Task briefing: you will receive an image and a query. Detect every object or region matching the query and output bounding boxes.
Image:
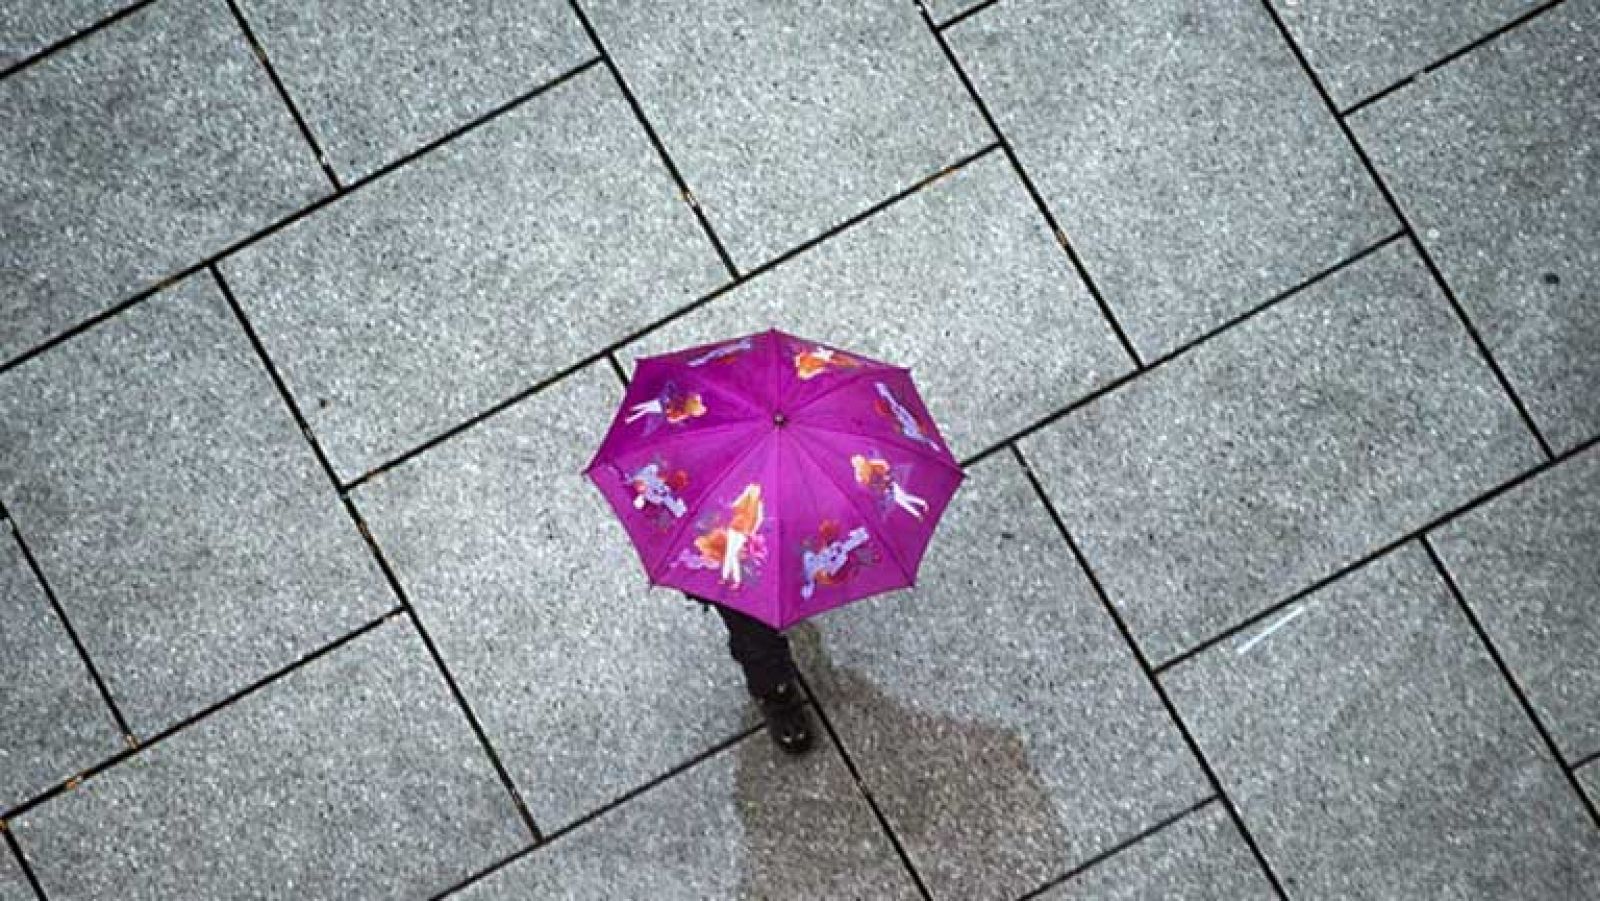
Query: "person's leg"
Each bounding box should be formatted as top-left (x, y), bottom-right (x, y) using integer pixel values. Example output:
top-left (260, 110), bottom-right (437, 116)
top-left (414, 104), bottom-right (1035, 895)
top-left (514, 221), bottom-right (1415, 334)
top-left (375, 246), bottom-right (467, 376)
top-left (711, 602), bottom-right (798, 697)
top-left (696, 597), bottom-right (814, 754)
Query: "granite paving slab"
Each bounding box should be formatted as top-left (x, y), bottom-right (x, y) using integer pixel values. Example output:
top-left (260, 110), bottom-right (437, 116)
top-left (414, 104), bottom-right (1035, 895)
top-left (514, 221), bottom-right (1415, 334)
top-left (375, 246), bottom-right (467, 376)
top-left (580, 0), bottom-right (988, 268)
top-left (1020, 241), bottom-right (1542, 663)
top-left (796, 454), bottom-right (1209, 901)
top-left (1431, 445), bottom-right (1600, 762)
top-left (222, 65), bottom-right (726, 482)
top-left (0, 844), bottom-right (28, 901)
top-left (1581, 762), bottom-right (1600, 807)
top-left (455, 731), bottom-right (918, 901)
top-left (1351, 1), bottom-right (1600, 452)
top-left (0, 0), bottom-right (130, 69)
top-left (947, 0), bottom-right (1395, 358)
top-left (354, 362), bottom-right (753, 831)
top-left (0, 272), bottom-right (392, 734)
top-left (628, 153), bottom-right (1131, 459)
top-left (1036, 803), bottom-right (1276, 901)
top-left (1164, 545), bottom-right (1600, 899)
top-left (12, 619), bottom-right (529, 901)
top-left (0, 0), bottom-right (329, 365)
top-left (0, 527), bottom-right (122, 811)
top-left (1270, 0), bottom-right (1541, 108)
top-left (235, 0), bottom-right (591, 181)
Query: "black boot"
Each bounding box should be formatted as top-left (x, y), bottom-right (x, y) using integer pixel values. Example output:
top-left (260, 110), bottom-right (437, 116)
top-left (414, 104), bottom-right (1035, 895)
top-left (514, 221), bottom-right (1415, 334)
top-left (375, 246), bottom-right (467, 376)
top-left (756, 679), bottom-right (815, 755)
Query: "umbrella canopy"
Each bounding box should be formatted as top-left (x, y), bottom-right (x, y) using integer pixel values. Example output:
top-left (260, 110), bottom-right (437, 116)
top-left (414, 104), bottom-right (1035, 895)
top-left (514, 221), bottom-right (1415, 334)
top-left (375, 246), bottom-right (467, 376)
top-left (585, 329), bottom-right (964, 628)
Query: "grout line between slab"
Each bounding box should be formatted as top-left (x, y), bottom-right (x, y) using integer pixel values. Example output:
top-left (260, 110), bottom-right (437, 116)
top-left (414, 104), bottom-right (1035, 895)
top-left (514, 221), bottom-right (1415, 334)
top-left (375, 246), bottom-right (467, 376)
top-left (429, 722), bottom-right (766, 900)
top-left (223, 0), bottom-right (342, 191)
top-left (340, 142), bottom-right (1003, 491)
top-left (604, 351), bottom-right (630, 386)
top-left (1571, 749), bottom-right (1600, 774)
top-left (0, 57), bottom-right (604, 378)
top-left (794, 674), bottom-right (936, 901)
top-left (5, 520), bottom-right (135, 743)
top-left (959, 230), bottom-right (1406, 468)
top-left (1420, 537), bottom-right (1600, 830)
top-left (1256, 0), bottom-right (1557, 462)
top-left (1155, 430), bottom-right (1600, 675)
top-left (1337, 0), bottom-right (1569, 117)
top-left (1, 825), bottom-right (45, 900)
top-left (0, 610), bottom-right (399, 823)
top-left (0, 0), bottom-right (159, 82)
top-left (1011, 445), bottom-right (1292, 900)
top-left (1017, 795), bottom-right (1221, 900)
top-left (565, 0), bottom-right (741, 279)
top-left (915, 0), bottom-right (1144, 370)
top-left (210, 265), bottom-right (545, 843)
top-left (936, 0), bottom-right (1003, 32)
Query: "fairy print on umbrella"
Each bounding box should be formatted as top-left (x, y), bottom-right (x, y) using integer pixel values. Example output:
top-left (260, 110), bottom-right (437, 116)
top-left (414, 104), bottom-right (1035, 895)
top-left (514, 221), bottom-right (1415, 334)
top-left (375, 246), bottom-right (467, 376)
top-left (624, 460), bottom-right (690, 528)
top-left (801, 520), bottom-right (876, 600)
top-left (851, 453), bottom-right (928, 521)
top-left (686, 336), bottom-right (753, 367)
top-left (793, 344), bottom-right (861, 380)
top-left (676, 483), bottom-right (768, 588)
top-left (626, 380), bottom-right (706, 434)
top-left (873, 381), bottom-right (940, 451)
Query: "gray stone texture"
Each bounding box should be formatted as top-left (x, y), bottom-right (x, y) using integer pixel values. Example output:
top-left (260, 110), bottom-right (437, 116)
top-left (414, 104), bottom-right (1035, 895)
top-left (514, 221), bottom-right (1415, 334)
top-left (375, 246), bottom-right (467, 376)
top-left (235, 0), bottom-right (592, 181)
top-left (948, 0), bottom-right (1395, 359)
top-left (581, 0), bottom-right (989, 268)
top-left (0, 845), bottom-right (28, 901)
top-left (1037, 803), bottom-right (1277, 901)
top-left (1432, 446), bottom-right (1600, 762)
top-left (798, 454), bottom-right (1209, 901)
top-left (0, 0), bottom-right (329, 365)
top-left (0, 0), bottom-right (130, 69)
top-left (1271, 0), bottom-right (1541, 109)
top-left (629, 153), bottom-right (1132, 459)
top-left (1352, 3), bottom-right (1600, 452)
top-left (1164, 545), bottom-right (1600, 900)
top-left (12, 620), bottom-right (529, 901)
top-left (222, 66), bottom-right (727, 482)
top-left (458, 732), bottom-right (918, 901)
top-left (354, 362), bottom-right (752, 831)
top-left (0, 273), bottom-right (392, 734)
top-left (1021, 241), bottom-right (1543, 663)
top-left (0, 528), bottom-right (122, 810)
top-left (1582, 763), bottom-right (1600, 808)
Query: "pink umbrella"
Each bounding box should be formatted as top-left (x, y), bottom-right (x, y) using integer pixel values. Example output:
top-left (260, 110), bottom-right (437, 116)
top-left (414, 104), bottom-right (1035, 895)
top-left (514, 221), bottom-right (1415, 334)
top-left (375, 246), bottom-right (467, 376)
top-left (585, 329), bottom-right (964, 628)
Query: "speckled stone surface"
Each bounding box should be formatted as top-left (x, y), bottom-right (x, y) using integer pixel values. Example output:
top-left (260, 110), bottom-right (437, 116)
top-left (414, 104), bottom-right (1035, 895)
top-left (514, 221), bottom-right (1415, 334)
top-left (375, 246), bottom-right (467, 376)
top-left (1581, 763), bottom-right (1600, 807)
top-left (628, 153), bottom-right (1132, 459)
top-left (235, 0), bottom-right (592, 181)
top-left (947, 0), bottom-right (1395, 359)
top-left (458, 732), bottom-right (918, 900)
top-left (0, 0), bottom-right (129, 69)
top-left (1351, 3), bottom-right (1600, 452)
top-left (354, 363), bottom-right (753, 831)
top-left (1431, 446), bottom-right (1600, 763)
top-left (0, 528), bottom-right (122, 811)
top-left (798, 455), bottom-right (1209, 901)
top-left (0, 0), bottom-right (329, 365)
top-left (0, 273), bottom-right (392, 735)
top-left (1020, 241), bottom-right (1543, 663)
top-left (581, 0), bottom-right (988, 268)
top-left (12, 620), bottom-right (529, 901)
top-left (222, 66), bottom-right (727, 482)
top-left (1037, 803), bottom-right (1275, 901)
top-left (1271, 0), bottom-right (1540, 108)
top-left (1164, 545), bottom-right (1600, 899)
top-left (0, 844), bottom-right (28, 901)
